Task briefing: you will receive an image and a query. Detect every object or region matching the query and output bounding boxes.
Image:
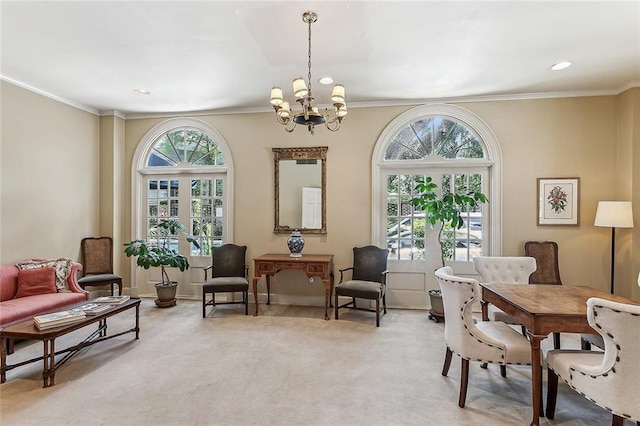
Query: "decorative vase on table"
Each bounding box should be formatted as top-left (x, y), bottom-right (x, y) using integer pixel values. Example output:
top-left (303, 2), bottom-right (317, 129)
top-left (287, 229), bottom-right (305, 257)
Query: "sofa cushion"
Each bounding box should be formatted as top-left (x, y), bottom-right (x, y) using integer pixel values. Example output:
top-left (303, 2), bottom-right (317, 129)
top-left (0, 264), bottom-right (19, 302)
top-left (16, 267), bottom-right (57, 298)
top-left (0, 292), bottom-right (87, 327)
top-left (16, 258), bottom-right (73, 292)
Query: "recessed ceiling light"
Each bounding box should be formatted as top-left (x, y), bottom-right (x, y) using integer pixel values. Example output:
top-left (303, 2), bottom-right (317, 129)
top-left (134, 88), bottom-right (151, 95)
top-left (551, 61), bottom-right (572, 71)
top-left (318, 77), bottom-right (334, 85)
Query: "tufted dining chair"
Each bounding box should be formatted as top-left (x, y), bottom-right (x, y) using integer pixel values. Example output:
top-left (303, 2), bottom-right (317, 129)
top-left (472, 256), bottom-right (537, 333)
top-left (435, 266), bottom-right (532, 408)
top-left (546, 297), bottom-right (640, 425)
top-left (202, 244), bottom-right (249, 318)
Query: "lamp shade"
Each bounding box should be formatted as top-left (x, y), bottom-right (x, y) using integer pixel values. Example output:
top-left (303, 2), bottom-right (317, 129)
top-left (594, 201), bottom-right (634, 228)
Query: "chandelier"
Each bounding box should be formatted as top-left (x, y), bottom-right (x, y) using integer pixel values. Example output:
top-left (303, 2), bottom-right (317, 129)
top-left (269, 11), bottom-right (347, 135)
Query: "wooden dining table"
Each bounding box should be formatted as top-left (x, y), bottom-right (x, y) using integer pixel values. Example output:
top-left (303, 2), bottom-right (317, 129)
top-left (480, 283), bottom-right (639, 426)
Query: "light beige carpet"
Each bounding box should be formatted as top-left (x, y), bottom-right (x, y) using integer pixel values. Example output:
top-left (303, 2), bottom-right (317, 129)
top-left (0, 299), bottom-right (622, 425)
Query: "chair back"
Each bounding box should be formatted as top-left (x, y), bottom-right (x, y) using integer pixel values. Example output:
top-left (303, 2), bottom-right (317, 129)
top-left (80, 237), bottom-right (114, 276)
top-left (352, 246), bottom-right (388, 283)
top-left (571, 297), bottom-right (640, 420)
top-left (524, 241), bottom-right (562, 285)
top-left (211, 244), bottom-right (247, 278)
top-left (434, 266), bottom-right (506, 361)
top-left (473, 256), bottom-right (537, 284)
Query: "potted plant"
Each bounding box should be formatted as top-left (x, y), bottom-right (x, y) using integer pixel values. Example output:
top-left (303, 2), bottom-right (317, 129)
top-left (124, 219), bottom-right (200, 306)
top-left (411, 176), bottom-right (488, 320)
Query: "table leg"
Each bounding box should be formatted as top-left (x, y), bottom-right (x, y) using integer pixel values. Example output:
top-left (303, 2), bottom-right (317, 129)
top-left (42, 339), bottom-right (55, 388)
top-left (527, 332), bottom-right (546, 426)
top-left (135, 302), bottom-right (140, 339)
top-left (252, 276), bottom-right (260, 316)
top-left (322, 278), bottom-right (330, 320)
top-left (1, 338), bottom-right (6, 384)
top-left (481, 300), bottom-right (489, 321)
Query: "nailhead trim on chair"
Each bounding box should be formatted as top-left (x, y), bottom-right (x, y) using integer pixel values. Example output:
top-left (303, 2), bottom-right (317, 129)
top-left (446, 277), bottom-right (530, 366)
top-left (552, 302), bottom-right (639, 422)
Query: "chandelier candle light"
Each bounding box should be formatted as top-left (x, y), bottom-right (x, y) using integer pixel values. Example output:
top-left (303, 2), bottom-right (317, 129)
top-left (269, 11), bottom-right (347, 135)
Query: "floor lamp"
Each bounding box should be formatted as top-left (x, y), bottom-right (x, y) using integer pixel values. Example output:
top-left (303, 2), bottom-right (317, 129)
top-left (594, 201), bottom-right (634, 294)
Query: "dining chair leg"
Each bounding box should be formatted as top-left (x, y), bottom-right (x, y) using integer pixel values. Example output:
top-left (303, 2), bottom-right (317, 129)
top-left (545, 368), bottom-right (559, 419)
top-left (382, 294), bottom-right (387, 314)
top-left (459, 358), bottom-right (469, 408)
top-left (335, 295), bottom-right (339, 320)
top-left (375, 299), bottom-right (380, 327)
top-left (612, 415), bottom-right (623, 426)
top-left (442, 347), bottom-right (453, 376)
top-left (500, 365), bottom-right (506, 377)
top-left (581, 338), bottom-right (592, 350)
top-left (244, 290), bottom-right (248, 315)
top-left (553, 332), bottom-right (561, 349)
top-left (202, 290), bottom-right (206, 318)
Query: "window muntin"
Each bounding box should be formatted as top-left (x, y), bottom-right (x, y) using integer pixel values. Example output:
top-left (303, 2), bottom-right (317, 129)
top-left (190, 177), bottom-right (224, 256)
top-left (383, 115), bottom-right (487, 262)
top-left (147, 128), bottom-right (226, 167)
top-left (140, 122), bottom-right (230, 259)
top-left (386, 172), bottom-right (485, 261)
top-left (384, 116), bottom-right (484, 160)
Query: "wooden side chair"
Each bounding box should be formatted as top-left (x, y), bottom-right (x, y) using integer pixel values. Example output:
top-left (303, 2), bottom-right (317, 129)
top-left (202, 244), bottom-right (249, 318)
top-left (546, 297), bottom-right (640, 425)
top-left (435, 266), bottom-right (532, 408)
top-left (78, 237), bottom-right (122, 296)
top-left (524, 240), bottom-right (563, 349)
top-left (334, 245), bottom-right (388, 327)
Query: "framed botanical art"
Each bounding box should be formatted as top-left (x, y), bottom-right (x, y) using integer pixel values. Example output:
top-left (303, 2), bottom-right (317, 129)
top-left (537, 177), bottom-right (580, 226)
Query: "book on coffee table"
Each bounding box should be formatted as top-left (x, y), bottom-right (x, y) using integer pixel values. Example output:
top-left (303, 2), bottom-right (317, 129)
top-left (76, 303), bottom-right (112, 315)
top-left (34, 310), bottom-right (86, 330)
top-left (93, 295), bottom-right (130, 305)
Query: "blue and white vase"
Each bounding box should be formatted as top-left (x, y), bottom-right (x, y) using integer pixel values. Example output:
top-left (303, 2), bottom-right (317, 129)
top-left (287, 229), bottom-right (305, 257)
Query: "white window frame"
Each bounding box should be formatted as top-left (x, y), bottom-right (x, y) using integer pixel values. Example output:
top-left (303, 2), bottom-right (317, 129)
top-left (372, 104), bottom-right (503, 262)
top-left (130, 118), bottom-right (234, 293)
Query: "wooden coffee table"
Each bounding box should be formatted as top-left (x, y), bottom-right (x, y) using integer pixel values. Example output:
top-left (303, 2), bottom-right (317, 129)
top-left (1, 298), bottom-right (140, 387)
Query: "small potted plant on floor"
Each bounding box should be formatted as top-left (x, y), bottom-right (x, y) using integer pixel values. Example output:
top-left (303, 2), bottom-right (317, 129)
top-left (124, 219), bottom-right (200, 307)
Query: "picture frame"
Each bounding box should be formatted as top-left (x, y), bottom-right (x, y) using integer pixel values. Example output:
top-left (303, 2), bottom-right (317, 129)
top-left (537, 177), bottom-right (580, 226)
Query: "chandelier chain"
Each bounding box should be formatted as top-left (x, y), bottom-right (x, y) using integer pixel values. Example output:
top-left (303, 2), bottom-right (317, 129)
top-left (307, 17), bottom-right (313, 98)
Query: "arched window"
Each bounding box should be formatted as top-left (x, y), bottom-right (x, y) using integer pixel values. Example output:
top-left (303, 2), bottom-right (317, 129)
top-left (131, 118), bottom-right (234, 298)
top-left (372, 104), bottom-right (502, 308)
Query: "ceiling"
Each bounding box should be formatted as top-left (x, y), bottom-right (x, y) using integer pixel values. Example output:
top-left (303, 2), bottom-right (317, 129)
top-left (2, 1), bottom-right (639, 116)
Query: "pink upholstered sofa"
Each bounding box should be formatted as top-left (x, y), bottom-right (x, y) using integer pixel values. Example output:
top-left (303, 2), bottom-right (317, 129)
top-left (0, 261), bottom-right (89, 328)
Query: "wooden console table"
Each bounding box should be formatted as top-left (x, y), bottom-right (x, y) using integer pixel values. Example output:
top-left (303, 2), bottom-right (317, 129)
top-left (252, 254), bottom-right (334, 320)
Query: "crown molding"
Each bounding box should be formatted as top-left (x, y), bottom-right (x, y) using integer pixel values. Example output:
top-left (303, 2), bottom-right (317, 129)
top-left (3, 74), bottom-right (638, 120)
top-left (1, 75), bottom-right (100, 116)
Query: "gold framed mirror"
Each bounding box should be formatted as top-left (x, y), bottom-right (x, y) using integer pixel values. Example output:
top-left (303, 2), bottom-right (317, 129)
top-left (273, 146), bottom-right (327, 234)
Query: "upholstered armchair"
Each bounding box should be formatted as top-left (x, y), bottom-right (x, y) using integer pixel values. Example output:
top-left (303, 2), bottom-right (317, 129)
top-left (202, 244), bottom-right (249, 318)
top-left (435, 266), bottom-right (531, 408)
top-left (334, 245), bottom-right (388, 327)
top-left (546, 297), bottom-right (640, 425)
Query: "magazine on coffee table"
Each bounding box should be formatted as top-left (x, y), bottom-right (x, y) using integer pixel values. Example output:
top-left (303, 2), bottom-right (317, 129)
top-left (76, 303), bottom-right (112, 315)
top-left (93, 295), bottom-right (130, 305)
top-left (34, 310), bottom-right (86, 330)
